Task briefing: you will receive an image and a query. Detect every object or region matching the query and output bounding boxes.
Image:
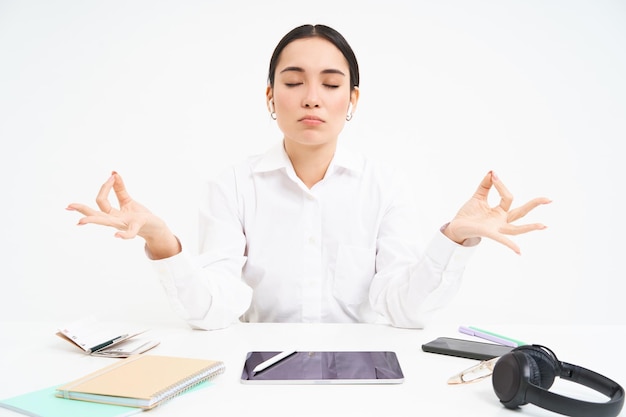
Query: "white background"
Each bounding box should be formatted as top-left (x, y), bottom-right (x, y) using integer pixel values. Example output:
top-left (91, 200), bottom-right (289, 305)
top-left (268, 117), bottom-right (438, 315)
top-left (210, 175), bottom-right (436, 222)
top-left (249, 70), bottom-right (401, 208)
top-left (1, 0), bottom-right (624, 327)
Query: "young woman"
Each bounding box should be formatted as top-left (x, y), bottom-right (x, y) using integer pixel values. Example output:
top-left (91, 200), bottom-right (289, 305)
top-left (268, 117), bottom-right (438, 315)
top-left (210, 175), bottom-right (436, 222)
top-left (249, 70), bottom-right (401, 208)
top-left (67, 24), bottom-right (550, 330)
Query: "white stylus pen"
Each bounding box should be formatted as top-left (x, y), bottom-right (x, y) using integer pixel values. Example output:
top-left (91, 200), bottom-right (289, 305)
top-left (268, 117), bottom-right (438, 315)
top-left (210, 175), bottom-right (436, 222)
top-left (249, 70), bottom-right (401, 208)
top-left (252, 350), bottom-right (297, 374)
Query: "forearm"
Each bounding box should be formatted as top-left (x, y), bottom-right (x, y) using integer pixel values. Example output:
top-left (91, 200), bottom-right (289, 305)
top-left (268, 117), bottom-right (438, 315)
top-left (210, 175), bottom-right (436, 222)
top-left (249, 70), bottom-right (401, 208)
top-left (372, 229), bottom-right (478, 328)
top-left (152, 249), bottom-right (252, 330)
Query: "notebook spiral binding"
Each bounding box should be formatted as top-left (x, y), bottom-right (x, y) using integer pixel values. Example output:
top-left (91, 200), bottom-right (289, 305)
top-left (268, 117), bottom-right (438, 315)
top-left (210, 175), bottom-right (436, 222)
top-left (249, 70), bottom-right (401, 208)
top-left (152, 361), bottom-right (226, 407)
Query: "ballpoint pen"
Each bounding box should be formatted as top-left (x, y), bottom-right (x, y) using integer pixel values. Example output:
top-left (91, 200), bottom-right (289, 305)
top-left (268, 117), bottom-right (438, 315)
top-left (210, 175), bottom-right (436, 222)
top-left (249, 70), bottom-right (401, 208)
top-left (88, 334), bottom-right (128, 353)
top-left (459, 326), bottom-right (526, 347)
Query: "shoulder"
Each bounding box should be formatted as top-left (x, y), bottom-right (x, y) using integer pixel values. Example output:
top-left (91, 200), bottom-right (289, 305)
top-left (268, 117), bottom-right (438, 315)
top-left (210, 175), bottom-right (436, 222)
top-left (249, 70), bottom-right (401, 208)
top-left (341, 146), bottom-right (410, 190)
top-left (204, 144), bottom-right (284, 191)
top-left (226, 143), bottom-right (287, 177)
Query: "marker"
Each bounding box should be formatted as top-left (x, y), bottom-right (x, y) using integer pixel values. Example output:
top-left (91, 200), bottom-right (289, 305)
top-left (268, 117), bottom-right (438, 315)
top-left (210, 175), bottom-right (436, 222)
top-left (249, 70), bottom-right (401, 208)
top-left (89, 334), bottom-right (128, 353)
top-left (252, 350), bottom-right (297, 374)
top-left (459, 326), bottom-right (526, 347)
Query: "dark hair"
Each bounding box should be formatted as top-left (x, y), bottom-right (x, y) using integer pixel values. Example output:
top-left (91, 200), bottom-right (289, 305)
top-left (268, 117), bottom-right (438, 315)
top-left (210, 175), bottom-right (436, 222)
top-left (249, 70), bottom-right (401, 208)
top-left (267, 24), bottom-right (360, 90)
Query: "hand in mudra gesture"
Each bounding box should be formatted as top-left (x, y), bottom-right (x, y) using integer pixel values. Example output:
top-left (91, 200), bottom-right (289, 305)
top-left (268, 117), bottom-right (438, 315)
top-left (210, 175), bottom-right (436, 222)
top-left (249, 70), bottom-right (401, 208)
top-left (444, 171), bottom-right (551, 254)
top-left (67, 172), bottom-right (180, 259)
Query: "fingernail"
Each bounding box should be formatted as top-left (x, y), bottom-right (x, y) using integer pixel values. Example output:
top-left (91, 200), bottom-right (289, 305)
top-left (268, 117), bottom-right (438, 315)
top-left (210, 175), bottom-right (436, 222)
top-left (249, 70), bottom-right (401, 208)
top-left (491, 171), bottom-right (499, 181)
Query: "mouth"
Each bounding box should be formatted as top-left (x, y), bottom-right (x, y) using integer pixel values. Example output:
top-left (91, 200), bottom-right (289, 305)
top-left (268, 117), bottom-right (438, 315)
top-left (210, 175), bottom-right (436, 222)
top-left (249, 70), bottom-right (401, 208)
top-left (299, 115), bottom-right (325, 126)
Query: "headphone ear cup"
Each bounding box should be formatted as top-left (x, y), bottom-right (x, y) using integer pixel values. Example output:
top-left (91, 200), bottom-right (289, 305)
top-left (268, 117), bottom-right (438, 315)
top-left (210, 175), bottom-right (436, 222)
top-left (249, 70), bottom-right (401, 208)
top-left (493, 351), bottom-right (528, 408)
top-left (516, 346), bottom-right (558, 389)
top-left (493, 346), bottom-right (560, 409)
top-left (525, 353), bottom-right (544, 388)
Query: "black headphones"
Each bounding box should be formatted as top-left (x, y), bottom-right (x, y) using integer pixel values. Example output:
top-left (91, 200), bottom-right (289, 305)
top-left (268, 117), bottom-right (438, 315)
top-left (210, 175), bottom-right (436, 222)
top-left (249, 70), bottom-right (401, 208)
top-left (492, 345), bottom-right (624, 417)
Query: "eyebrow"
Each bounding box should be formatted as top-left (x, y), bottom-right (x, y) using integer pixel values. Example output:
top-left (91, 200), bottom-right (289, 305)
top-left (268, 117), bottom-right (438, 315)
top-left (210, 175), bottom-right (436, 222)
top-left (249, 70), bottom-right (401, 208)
top-left (279, 66), bottom-right (346, 76)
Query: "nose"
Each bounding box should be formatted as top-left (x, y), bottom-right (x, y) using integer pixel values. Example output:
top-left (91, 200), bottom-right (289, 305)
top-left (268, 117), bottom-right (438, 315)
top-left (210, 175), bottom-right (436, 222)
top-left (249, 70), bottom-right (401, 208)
top-left (302, 84), bottom-right (320, 108)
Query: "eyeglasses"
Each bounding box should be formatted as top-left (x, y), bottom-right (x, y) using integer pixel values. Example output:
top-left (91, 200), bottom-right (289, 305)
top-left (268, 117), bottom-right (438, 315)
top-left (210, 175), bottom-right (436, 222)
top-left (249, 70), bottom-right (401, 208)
top-left (447, 357), bottom-right (500, 385)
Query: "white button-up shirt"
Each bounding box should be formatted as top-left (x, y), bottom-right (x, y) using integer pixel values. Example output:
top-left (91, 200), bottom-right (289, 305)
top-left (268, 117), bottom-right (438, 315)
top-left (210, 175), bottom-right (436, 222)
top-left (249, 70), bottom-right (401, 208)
top-left (153, 143), bottom-right (478, 330)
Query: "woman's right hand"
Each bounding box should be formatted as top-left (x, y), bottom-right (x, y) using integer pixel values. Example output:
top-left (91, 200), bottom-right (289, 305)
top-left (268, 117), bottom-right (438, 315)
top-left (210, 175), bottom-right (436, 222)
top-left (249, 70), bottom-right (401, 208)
top-left (66, 171), bottom-right (181, 259)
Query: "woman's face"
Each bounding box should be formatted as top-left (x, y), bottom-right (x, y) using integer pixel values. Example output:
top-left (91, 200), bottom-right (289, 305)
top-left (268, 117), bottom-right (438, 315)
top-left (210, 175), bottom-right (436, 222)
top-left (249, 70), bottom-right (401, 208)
top-left (268, 37), bottom-right (358, 149)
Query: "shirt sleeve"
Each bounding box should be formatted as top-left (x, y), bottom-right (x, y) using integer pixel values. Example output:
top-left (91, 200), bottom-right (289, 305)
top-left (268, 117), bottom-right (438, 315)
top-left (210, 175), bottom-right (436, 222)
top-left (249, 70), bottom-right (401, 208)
top-left (149, 168), bottom-right (253, 330)
top-left (368, 170), bottom-right (479, 329)
top-left (403, 227), bottom-right (479, 327)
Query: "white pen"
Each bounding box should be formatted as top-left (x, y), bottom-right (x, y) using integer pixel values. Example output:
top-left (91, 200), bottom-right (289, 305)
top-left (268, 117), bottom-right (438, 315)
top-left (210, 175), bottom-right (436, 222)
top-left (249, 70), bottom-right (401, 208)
top-left (252, 350), bottom-right (297, 374)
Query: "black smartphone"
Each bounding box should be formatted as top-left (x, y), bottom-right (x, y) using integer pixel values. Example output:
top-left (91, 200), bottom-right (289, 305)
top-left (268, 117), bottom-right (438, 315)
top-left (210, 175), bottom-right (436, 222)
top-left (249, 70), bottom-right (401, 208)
top-left (421, 337), bottom-right (514, 360)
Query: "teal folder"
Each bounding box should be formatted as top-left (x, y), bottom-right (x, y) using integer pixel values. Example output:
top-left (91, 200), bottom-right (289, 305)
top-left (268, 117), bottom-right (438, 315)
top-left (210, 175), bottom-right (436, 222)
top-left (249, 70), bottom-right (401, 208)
top-left (0, 386), bottom-right (140, 417)
top-left (0, 381), bottom-right (211, 417)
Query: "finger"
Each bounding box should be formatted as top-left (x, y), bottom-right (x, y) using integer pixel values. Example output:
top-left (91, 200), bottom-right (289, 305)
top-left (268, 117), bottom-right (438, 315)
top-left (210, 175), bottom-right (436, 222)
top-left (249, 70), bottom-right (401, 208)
top-left (66, 203), bottom-right (105, 217)
top-left (499, 223), bottom-right (547, 236)
top-left (472, 171), bottom-right (494, 201)
top-left (111, 171), bottom-right (133, 206)
top-left (491, 172), bottom-right (513, 212)
top-left (95, 174), bottom-right (116, 213)
top-left (507, 197), bottom-right (552, 222)
top-left (114, 221), bottom-right (141, 239)
top-left (485, 231), bottom-right (521, 255)
top-left (75, 214), bottom-right (126, 228)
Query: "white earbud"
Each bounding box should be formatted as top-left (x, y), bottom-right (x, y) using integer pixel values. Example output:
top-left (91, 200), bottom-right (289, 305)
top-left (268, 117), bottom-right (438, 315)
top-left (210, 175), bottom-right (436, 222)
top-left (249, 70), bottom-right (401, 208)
top-left (269, 100), bottom-right (277, 120)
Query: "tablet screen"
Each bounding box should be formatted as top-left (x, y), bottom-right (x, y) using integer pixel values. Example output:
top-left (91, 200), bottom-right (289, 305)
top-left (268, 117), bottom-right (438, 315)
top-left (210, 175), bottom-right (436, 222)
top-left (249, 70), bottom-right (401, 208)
top-left (240, 351), bottom-right (404, 384)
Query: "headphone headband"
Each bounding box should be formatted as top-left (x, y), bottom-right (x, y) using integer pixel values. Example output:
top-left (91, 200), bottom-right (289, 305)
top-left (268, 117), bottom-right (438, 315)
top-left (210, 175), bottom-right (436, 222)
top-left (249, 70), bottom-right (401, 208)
top-left (525, 362), bottom-right (624, 417)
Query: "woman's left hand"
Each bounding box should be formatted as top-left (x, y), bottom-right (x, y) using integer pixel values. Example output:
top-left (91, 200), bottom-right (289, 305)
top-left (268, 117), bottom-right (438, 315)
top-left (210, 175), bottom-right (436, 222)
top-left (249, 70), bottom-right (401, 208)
top-left (443, 171), bottom-right (551, 254)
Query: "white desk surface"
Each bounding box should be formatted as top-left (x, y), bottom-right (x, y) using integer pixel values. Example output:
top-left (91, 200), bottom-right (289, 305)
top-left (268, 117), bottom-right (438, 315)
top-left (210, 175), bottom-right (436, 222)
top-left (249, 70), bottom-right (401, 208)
top-left (0, 321), bottom-right (623, 417)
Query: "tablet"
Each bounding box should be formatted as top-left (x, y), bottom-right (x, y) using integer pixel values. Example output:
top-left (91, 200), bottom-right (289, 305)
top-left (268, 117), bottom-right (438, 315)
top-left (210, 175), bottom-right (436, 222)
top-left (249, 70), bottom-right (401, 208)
top-left (240, 351), bottom-right (405, 384)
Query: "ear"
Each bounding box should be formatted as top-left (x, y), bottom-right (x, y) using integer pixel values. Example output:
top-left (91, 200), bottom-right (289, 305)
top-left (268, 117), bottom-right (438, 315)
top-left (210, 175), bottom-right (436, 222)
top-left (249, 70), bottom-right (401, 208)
top-left (266, 86), bottom-right (274, 112)
top-left (349, 87), bottom-right (360, 113)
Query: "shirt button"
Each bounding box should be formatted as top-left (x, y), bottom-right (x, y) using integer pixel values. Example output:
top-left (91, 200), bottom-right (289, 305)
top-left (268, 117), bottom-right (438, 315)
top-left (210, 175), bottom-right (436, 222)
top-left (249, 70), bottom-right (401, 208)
top-left (308, 236), bottom-right (316, 245)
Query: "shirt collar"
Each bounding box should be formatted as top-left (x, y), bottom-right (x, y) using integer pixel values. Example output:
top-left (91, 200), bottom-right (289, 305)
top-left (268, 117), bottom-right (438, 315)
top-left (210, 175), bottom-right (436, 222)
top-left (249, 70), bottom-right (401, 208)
top-left (252, 141), bottom-right (364, 175)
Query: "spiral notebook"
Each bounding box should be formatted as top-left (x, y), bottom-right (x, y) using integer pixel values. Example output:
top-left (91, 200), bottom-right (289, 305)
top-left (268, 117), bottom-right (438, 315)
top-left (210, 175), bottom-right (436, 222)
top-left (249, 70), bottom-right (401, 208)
top-left (54, 355), bottom-right (225, 409)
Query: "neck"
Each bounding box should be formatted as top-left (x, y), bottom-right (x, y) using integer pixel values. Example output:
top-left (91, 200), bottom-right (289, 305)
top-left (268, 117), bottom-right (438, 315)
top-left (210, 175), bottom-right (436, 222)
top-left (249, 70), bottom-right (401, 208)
top-left (284, 139), bottom-right (337, 189)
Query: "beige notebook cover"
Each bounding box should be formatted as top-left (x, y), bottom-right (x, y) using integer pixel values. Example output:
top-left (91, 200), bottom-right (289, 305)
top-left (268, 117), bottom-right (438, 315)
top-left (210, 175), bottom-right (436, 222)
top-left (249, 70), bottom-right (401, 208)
top-left (55, 354), bottom-right (225, 409)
